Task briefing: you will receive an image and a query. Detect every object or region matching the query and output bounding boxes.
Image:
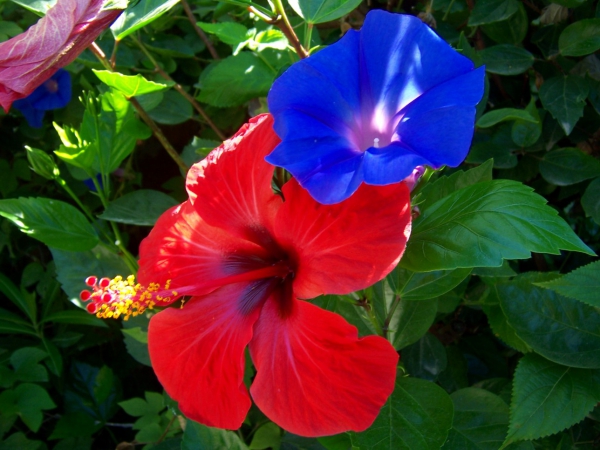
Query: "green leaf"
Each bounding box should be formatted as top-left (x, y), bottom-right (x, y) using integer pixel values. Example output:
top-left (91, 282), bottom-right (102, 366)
top-left (511, 99), bottom-right (541, 148)
top-left (197, 22), bottom-right (251, 47)
top-left (389, 298), bottom-right (437, 350)
top-left (50, 245), bottom-right (130, 308)
top-left (122, 327), bottom-right (148, 344)
top-left (10, 348), bottom-right (48, 384)
top-left (535, 260), bottom-right (600, 307)
top-left (198, 53), bottom-right (275, 107)
top-left (0, 273), bottom-right (36, 323)
top-left (505, 354), bottom-right (600, 446)
top-left (417, 160), bottom-right (493, 211)
top-left (582, 177), bottom-right (600, 224)
top-left (0, 197), bottom-right (98, 252)
top-left (539, 75), bottom-right (588, 136)
top-left (559, 19), bottom-right (600, 57)
top-left (65, 363), bottom-right (120, 423)
top-left (249, 423), bottom-right (281, 450)
top-left (400, 180), bottom-right (593, 272)
top-left (480, 45), bottom-right (534, 75)
top-left (388, 267), bottom-right (472, 301)
top-left (288, 0), bottom-right (363, 24)
top-left (317, 433), bottom-right (351, 450)
top-left (42, 310), bottom-right (107, 328)
top-left (252, 29), bottom-right (288, 51)
top-left (182, 420), bottom-right (249, 450)
top-left (93, 70), bottom-right (173, 98)
top-left (98, 190), bottom-right (179, 226)
top-left (442, 388), bottom-right (509, 450)
top-left (3, 383), bottom-right (56, 432)
top-left (122, 314), bottom-right (151, 366)
top-left (0, 321), bottom-right (38, 337)
top-left (313, 295), bottom-right (376, 337)
top-left (477, 108), bottom-right (538, 128)
top-left (403, 333), bottom-right (448, 381)
top-left (498, 276), bottom-right (600, 369)
top-left (539, 147), bottom-right (600, 186)
top-left (351, 377), bottom-right (454, 450)
top-left (111, 0), bottom-right (180, 40)
top-left (468, 0), bottom-right (519, 26)
top-left (147, 90), bottom-right (193, 125)
top-left (480, 3), bottom-right (528, 45)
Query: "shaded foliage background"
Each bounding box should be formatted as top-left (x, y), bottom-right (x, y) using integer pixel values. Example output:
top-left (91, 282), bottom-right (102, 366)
top-left (0, 0), bottom-right (599, 448)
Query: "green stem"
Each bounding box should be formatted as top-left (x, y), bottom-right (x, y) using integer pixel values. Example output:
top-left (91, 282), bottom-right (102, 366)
top-left (382, 295), bottom-right (402, 339)
top-left (304, 22), bottom-right (313, 52)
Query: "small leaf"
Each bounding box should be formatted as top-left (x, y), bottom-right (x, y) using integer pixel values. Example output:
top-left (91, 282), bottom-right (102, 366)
top-left (0, 198), bottom-right (98, 252)
top-left (198, 53), bottom-right (275, 107)
top-left (539, 148), bottom-right (600, 186)
top-left (388, 267), bottom-right (472, 301)
top-left (147, 90), bottom-right (193, 125)
top-left (99, 190), bottom-right (179, 226)
top-left (481, 3), bottom-right (528, 45)
top-left (505, 354), bottom-right (600, 445)
top-left (498, 275), bottom-right (600, 369)
top-left (535, 260), bottom-right (600, 308)
top-left (469, 0), bottom-right (519, 26)
top-left (539, 75), bottom-right (588, 136)
top-left (401, 180), bottom-right (593, 272)
top-left (351, 376), bottom-right (454, 450)
top-left (122, 327), bottom-right (148, 344)
top-left (249, 422), bottom-right (281, 450)
top-left (182, 420), bottom-right (249, 450)
top-left (511, 99), bottom-right (541, 148)
top-left (480, 45), bottom-right (534, 75)
top-left (582, 177), bottom-right (600, 224)
top-left (0, 273), bottom-right (36, 323)
top-left (477, 108), bottom-right (538, 128)
top-left (559, 19), bottom-right (600, 57)
top-left (14, 383), bottom-right (56, 432)
top-left (389, 298), bottom-right (437, 350)
top-left (111, 0), bottom-right (180, 40)
top-left (93, 70), bottom-right (173, 98)
top-left (288, 0), bottom-right (363, 24)
top-left (197, 22), bottom-right (250, 46)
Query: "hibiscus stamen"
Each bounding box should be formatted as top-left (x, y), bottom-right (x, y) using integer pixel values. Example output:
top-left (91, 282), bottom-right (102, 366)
top-left (80, 275), bottom-right (179, 320)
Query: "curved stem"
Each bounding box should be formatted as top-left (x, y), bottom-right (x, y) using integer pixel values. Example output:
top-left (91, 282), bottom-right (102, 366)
top-left (268, 0), bottom-right (309, 59)
top-left (180, 0), bottom-right (220, 60)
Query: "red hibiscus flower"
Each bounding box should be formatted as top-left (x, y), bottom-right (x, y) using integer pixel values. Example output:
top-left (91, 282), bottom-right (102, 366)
top-left (83, 114), bottom-right (412, 436)
top-left (0, 0), bottom-right (123, 111)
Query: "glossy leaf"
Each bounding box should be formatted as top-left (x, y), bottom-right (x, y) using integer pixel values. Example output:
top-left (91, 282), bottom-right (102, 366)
top-left (535, 260), bottom-right (600, 308)
top-left (477, 108), bottom-right (537, 128)
top-left (351, 376), bottom-right (454, 450)
top-left (181, 420), bottom-right (248, 450)
top-left (401, 180), bottom-right (593, 272)
top-left (389, 298), bottom-right (437, 350)
top-left (93, 70), bottom-right (173, 98)
top-left (539, 147), bottom-right (600, 186)
top-left (111, 0), bottom-right (180, 40)
top-left (402, 333), bottom-right (448, 381)
top-left (0, 197), bottom-right (98, 251)
top-left (99, 190), bottom-right (179, 226)
top-left (582, 177), bottom-right (600, 224)
top-left (505, 354), bottom-right (600, 445)
top-left (388, 267), bottom-right (472, 301)
top-left (498, 275), bottom-right (600, 368)
top-left (559, 19), bottom-right (600, 57)
top-left (147, 90), bottom-right (193, 125)
top-left (511, 99), bottom-right (541, 148)
top-left (468, 0), bottom-right (519, 26)
top-left (539, 75), bottom-right (588, 135)
top-left (480, 45), bottom-right (534, 75)
top-left (198, 53), bottom-right (275, 107)
top-left (481, 3), bottom-right (528, 45)
top-left (288, 0), bottom-right (363, 24)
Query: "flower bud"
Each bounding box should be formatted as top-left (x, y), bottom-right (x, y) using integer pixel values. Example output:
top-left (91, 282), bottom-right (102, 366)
top-left (25, 146), bottom-right (59, 180)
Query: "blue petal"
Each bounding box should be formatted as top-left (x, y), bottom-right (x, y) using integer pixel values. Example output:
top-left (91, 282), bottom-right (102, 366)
top-left (363, 142), bottom-right (431, 185)
top-left (394, 67), bottom-right (485, 168)
top-left (269, 30), bottom-right (361, 135)
top-left (13, 99), bottom-right (45, 128)
top-left (359, 11), bottom-right (476, 124)
top-left (30, 69), bottom-right (72, 110)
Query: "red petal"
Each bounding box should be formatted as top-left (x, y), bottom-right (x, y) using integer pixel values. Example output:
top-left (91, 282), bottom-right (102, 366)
top-left (186, 114), bottom-right (282, 248)
top-left (138, 201), bottom-right (271, 299)
top-left (148, 283), bottom-right (260, 429)
top-left (249, 299), bottom-right (398, 437)
top-left (275, 180), bottom-right (412, 299)
top-left (0, 0), bottom-right (122, 111)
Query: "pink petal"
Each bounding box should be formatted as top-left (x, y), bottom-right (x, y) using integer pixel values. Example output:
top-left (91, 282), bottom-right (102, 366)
top-left (148, 283), bottom-right (260, 429)
top-left (274, 179), bottom-right (412, 299)
top-left (249, 298), bottom-right (399, 437)
top-left (0, 0), bottom-right (123, 111)
top-left (186, 114), bottom-right (282, 248)
top-left (138, 201), bottom-right (272, 300)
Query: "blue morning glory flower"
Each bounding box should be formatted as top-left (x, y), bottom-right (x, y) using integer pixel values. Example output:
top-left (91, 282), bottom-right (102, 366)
top-left (266, 11), bottom-right (485, 204)
top-left (13, 69), bottom-right (72, 128)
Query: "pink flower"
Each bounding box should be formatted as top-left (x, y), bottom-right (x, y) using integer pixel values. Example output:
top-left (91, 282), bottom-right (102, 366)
top-left (0, 0), bottom-right (123, 111)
